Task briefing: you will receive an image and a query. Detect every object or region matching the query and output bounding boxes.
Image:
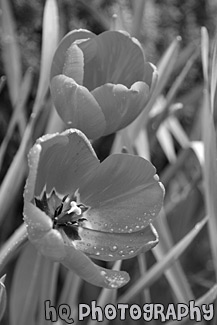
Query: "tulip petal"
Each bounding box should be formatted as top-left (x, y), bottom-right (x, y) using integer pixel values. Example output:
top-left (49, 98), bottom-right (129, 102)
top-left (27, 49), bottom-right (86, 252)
top-left (62, 43), bottom-right (84, 85)
top-left (23, 202), bottom-right (66, 260)
top-left (75, 224), bottom-right (158, 261)
top-left (50, 75), bottom-right (106, 139)
top-left (50, 29), bottom-right (95, 79)
top-left (62, 240), bottom-right (129, 288)
top-left (27, 129), bottom-right (99, 197)
top-left (92, 81), bottom-right (149, 135)
top-left (80, 154), bottom-right (164, 233)
top-left (78, 31), bottom-right (145, 91)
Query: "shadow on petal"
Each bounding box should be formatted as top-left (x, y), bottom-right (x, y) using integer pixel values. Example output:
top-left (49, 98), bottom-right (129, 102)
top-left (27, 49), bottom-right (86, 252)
top-left (91, 82), bottom-right (149, 136)
top-left (79, 31), bottom-right (145, 90)
top-left (50, 29), bottom-right (95, 79)
top-left (50, 75), bottom-right (106, 139)
top-left (30, 129), bottom-right (99, 197)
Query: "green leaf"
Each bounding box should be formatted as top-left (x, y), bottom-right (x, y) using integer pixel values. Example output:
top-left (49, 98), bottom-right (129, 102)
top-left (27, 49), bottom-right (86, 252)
top-left (201, 27), bottom-right (209, 85)
top-left (33, 0), bottom-right (59, 115)
top-left (166, 284), bottom-right (217, 325)
top-left (211, 33), bottom-right (217, 113)
top-left (10, 243), bottom-right (41, 325)
top-left (202, 88), bottom-right (217, 277)
top-left (0, 68), bottom-right (32, 170)
top-left (0, 0), bottom-right (22, 105)
top-left (0, 274), bottom-right (7, 322)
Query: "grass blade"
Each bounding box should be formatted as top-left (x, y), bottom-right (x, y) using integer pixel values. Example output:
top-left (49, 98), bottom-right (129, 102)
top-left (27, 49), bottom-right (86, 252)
top-left (211, 35), bottom-right (217, 113)
top-left (0, 0), bottom-right (22, 105)
top-left (10, 243), bottom-right (41, 325)
top-left (166, 284), bottom-right (217, 325)
top-left (0, 68), bottom-right (32, 170)
top-left (201, 27), bottom-right (209, 85)
top-left (201, 27), bottom-right (217, 280)
top-left (33, 0), bottom-right (59, 115)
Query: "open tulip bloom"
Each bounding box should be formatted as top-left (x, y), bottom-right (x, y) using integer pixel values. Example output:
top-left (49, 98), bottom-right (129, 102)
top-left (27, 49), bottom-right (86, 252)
top-left (50, 29), bottom-right (157, 139)
top-left (23, 129), bottom-right (164, 289)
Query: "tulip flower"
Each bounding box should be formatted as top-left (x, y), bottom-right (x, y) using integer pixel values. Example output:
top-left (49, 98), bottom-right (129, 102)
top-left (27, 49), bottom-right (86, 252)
top-left (23, 129), bottom-right (164, 289)
top-left (50, 29), bottom-right (157, 139)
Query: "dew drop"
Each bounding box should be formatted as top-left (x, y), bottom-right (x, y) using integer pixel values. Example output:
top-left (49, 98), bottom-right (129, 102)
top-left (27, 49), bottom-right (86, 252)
top-left (95, 251), bottom-right (100, 256)
top-left (110, 245), bottom-right (118, 252)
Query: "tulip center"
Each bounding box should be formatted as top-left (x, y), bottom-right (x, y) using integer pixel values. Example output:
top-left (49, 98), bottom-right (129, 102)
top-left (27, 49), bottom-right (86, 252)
top-left (35, 190), bottom-right (89, 240)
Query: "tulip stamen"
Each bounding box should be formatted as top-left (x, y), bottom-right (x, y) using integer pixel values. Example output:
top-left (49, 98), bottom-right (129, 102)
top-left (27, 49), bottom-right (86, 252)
top-left (35, 191), bottom-right (89, 240)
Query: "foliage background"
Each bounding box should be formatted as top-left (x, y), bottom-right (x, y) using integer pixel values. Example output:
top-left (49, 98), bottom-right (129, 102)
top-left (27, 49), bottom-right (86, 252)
top-left (1, 0), bottom-right (217, 324)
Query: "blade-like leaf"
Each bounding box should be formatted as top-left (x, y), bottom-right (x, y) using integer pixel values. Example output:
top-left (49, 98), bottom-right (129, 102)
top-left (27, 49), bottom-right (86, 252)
top-left (33, 0), bottom-right (59, 115)
top-left (0, 68), bottom-right (32, 170)
top-left (166, 284), bottom-right (217, 325)
top-left (157, 121), bottom-right (177, 163)
top-left (153, 210), bottom-right (194, 303)
top-left (201, 27), bottom-right (209, 85)
top-left (10, 243), bottom-right (41, 325)
top-left (0, 0), bottom-right (59, 225)
top-left (202, 88), bottom-right (217, 277)
top-left (0, 274), bottom-right (7, 322)
top-left (0, 0), bottom-right (22, 105)
top-left (211, 35), bottom-right (217, 113)
top-left (0, 224), bottom-right (27, 273)
top-left (201, 26), bottom-right (217, 280)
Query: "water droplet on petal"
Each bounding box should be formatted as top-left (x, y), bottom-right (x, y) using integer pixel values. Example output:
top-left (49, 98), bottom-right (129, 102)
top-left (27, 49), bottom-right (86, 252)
top-left (110, 245), bottom-right (118, 252)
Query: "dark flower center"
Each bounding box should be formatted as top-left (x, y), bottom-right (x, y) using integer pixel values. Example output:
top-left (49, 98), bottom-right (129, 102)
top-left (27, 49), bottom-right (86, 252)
top-left (35, 190), bottom-right (89, 240)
